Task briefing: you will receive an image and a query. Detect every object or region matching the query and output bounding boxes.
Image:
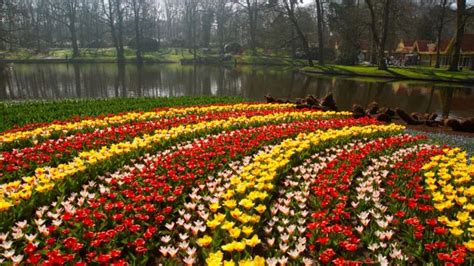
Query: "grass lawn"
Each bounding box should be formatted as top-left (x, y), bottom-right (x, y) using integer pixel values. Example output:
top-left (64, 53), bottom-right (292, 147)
top-left (0, 96), bottom-right (244, 133)
top-left (302, 65), bottom-right (474, 83)
top-left (0, 48), bottom-right (197, 63)
top-left (0, 48), bottom-right (309, 66)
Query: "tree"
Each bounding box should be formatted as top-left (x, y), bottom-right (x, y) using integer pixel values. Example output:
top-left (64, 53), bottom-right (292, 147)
top-left (215, 0), bottom-right (232, 53)
top-left (235, 0), bottom-right (260, 55)
top-left (366, 0), bottom-right (392, 70)
top-left (131, 0), bottom-right (144, 64)
top-left (47, 0), bottom-right (81, 57)
top-left (435, 0), bottom-right (449, 68)
top-left (315, 0), bottom-right (324, 65)
top-left (200, 0), bottom-right (214, 48)
top-left (184, 0), bottom-right (199, 61)
top-left (278, 0), bottom-right (314, 67)
top-left (101, 0), bottom-right (125, 62)
top-left (64, 0), bottom-right (81, 57)
top-left (449, 0), bottom-right (473, 71)
top-left (328, 0), bottom-right (364, 65)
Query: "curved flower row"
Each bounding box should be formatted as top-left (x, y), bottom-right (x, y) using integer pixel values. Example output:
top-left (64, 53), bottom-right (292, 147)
top-left (0, 117), bottom-right (369, 264)
top-left (259, 140), bottom-right (365, 265)
top-left (2, 102), bottom-right (473, 265)
top-left (0, 103), bottom-right (299, 146)
top-left (350, 144), bottom-right (440, 265)
top-left (0, 110), bottom-right (353, 214)
top-left (203, 124), bottom-right (405, 265)
top-left (423, 149), bottom-right (474, 252)
top-left (306, 135), bottom-right (426, 264)
top-left (0, 108), bottom-right (296, 182)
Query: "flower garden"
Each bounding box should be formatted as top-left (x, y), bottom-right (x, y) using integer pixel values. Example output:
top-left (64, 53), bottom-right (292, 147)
top-left (0, 101), bottom-right (473, 265)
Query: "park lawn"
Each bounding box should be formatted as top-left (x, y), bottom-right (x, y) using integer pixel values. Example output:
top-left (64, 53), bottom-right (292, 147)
top-left (1, 48), bottom-right (309, 66)
top-left (230, 54), bottom-right (308, 66)
top-left (302, 65), bottom-right (474, 82)
top-left (0, 48), bottom-right (197, 63)
top-left (0, 96), bottom-right (244, 133)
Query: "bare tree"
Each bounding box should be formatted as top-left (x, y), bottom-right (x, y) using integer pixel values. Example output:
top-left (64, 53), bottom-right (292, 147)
top-left (276, 0), bottom-right (314, 67)
top-left (0, 0), bottom-right (8, 50)
top-left (315, 0), bottom-right (324, 65)
top-left (435, 0), bottom-right (449, 68)
top-left (449, 0), bottom-right (473, 71)
top-left (183, 0), bottom-right (199, 61)
top-left (101, 0), bottom-right (125, 62)
top-left (366, 0), bottom-right (392, 70)
top-left (47, 0), bottom-right (81, 57)
top-left (131, 0), bottom-right (143, 64)
top-left (234, 0), bottom-right (260, 55)
top-left (215, 0), bottom-right (232, 53)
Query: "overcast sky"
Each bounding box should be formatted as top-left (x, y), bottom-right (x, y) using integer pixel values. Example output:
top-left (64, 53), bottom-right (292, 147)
top-left (299, 0), bottom-right (474, 6)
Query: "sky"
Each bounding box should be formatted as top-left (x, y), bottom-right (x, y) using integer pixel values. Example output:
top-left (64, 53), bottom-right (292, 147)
top-left (299, 0), bottom-right (474, 6)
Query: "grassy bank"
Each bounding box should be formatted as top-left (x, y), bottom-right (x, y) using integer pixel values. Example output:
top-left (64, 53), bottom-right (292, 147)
top-left (302, 65), bottom-right (474, 83)
top-left (0, 48), bottom-right (308, 66)
top-left (0, 48), bottom-right (192, 63)
top-left (0, 96), bottom-right (244, 133)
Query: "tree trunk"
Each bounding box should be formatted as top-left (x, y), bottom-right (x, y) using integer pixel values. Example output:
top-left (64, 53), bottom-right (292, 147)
top-left (315, 0), bottom-right (324, 65)
top-left (377, 0), bottom-right (391, 70)
top-left (115, 0), bottom-right (125, 63)
top-left (435, 0), bottom-right (448, 68)
top-left (0, 0), bottom-right (4, 50)
top-left (290, 0), bottom-right (296, 58)
top-left (132, 0), bottom-right (143, 64)
top-left (290, 28), bottom-right (296, 58)
top-left (449, 0), bottom-right (466, 72)
top-left (201, 9), bottom-right (213, 48)
top-left (284, 0), bottom-right (313, 67)
top-left (193, 8), bottom-right (197, 62)
top-left (366, 0), bottom-right (379, 65)
top-left (246, 0), bottom-right (257, 56)
top-left (217, 16), bottom-right (225, 54)
top-left (68, 0), bottom-right (80, 58)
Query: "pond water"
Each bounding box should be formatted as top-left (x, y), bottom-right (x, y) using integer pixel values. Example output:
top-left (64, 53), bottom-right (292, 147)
top-left (1, 63), bottom-right (473, 118)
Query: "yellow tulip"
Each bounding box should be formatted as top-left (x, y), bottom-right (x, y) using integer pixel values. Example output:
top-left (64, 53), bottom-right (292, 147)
top-left (209, 203), bottom-right (220, 213)
top-left (245, 235), bottom-right (261, 247)
top-left (221, 221), bottom-right (235, 230)
top-left (223, 199), bottom-right (237, 209)
top-left (457, 211), bottom-right (470, 223)
top-left (450, 227), bottom-right (464, 237)
top-left (242, 226), bottom-right (254, 236)
top-left (239, 199), bottom-right (254, 210)
top-left (228, 227), bottom-right (241, 239)
top-left (0, 200), bottom-right (13, 211)
top-left (223, 260), bottom-right (236, 266)
top-left (206, 251), bottom-right (224, 266)
top-left (206, 219), bottom-right (220, 230)
top-left (254, 204), bottom-right (266, 214)
top-left (464, 240), bottom-right (474, 251)
top-left (230, 209), bottom-right (243, 219)
top-left (197, 235), bottom-right (212, 247)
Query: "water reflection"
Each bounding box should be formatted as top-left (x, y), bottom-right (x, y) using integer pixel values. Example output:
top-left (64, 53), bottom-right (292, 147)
top-left (1, 63), bottom-right (473, 118)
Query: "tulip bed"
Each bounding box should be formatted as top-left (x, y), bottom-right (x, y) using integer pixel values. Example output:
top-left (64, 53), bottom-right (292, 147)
top-left (0, 102), bottom-right (473, 265)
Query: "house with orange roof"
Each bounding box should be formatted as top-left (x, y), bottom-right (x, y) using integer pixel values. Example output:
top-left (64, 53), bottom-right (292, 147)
top-left (413, 33), bottom-right (474, 69)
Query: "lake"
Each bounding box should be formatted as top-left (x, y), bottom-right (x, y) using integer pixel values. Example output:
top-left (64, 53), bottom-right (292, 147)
top-left (1, 63), bottom-right (473, 118)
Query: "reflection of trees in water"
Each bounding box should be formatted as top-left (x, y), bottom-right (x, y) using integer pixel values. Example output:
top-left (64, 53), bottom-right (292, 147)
top-left (115, 64), bottom-right (126, 97)
top-left (1, 65), bottom-right (473, 118)
top-left (426, 88), bottom-right (435, 113)
top-left (440, 87), bottom-right (454, 119)
top-left (0, 65), bottom-right (7, 99)
top-left (73, 64), bottom-right (81, 98)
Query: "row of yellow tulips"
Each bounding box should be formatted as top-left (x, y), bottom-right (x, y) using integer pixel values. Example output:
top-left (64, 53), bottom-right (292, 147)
top-left (202, 124), bottom-right (405, 265)
top-left (0, 103), bottom-right (295, 144)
